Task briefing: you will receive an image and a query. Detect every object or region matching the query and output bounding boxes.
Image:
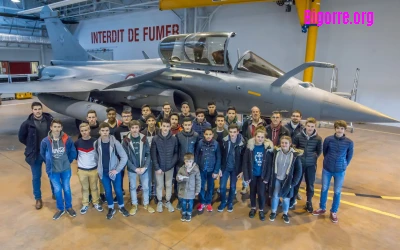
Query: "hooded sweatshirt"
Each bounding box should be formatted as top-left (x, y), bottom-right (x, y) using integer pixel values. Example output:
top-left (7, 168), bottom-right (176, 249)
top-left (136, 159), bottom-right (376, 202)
top-left (50, 131), bottom-right (70, 173)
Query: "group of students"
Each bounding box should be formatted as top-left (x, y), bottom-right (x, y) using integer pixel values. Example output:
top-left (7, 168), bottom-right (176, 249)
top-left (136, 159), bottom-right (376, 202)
top-left (18, 101), bottom-right (354, 224)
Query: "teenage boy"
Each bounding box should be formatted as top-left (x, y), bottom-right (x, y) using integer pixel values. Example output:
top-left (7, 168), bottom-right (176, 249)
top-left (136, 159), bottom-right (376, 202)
top-left (151, 119), bottom-right (179, 213)
top-left (139, 104), bottom-right (152, 131)
top-left (266, 111), bottom-right (290, 147)
top-left (179, 102), bottom-right (195, 125)
top-left (18, 102), bottom-right (54, 210)
top-left (290, 117), bottom-right (322, 212)
top-left (75, 123), bottom-right (104, 214)
top-left (94, 122), bottom-right (130, 219)
top-left (78, 110), bottom-right (100, 139)
top-left (122, 120), bottom-right (155, 215)
top-left (205, 101), bottom-right (219, 128)
top-left (156, 102), bottom-right (172, 127)
top-left (175, 117), bottom-right (200, 209)
top-left (40, 119), bottom-right (77, 220)
top-left (213, 114), bottom-right (228, 149)
top-left (170, 113), bottom-right (183, 135)
top-left (224, 106), bottom-right (243, 132)
top-left (104, 107), bottom-right (122, 136)
top-left (313, 120), bottom-right (354, 223)
top-left (192, 108), bottom-right (211, 139)
top-left (241, 106), bottom-right (267, 141)
top-left (217, 124), bottom-right (246, 212)
top-left (285, 110), bottom-right (304, 141)
top-left (142, 114), bottom-right (159, 198)
top-left (195, 128), bottom-right (221, 212)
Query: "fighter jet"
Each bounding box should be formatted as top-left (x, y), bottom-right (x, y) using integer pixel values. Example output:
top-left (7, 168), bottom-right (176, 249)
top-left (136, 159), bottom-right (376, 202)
top-left (0, 6), bottom-right (397, 124)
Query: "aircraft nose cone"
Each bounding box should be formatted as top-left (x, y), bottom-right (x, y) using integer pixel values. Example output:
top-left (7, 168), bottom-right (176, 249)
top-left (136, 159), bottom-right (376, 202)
top-left (321, 92), bottom-right (399, 123)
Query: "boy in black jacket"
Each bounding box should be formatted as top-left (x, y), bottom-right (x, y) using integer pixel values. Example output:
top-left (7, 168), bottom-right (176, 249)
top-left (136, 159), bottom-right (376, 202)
top-left (151, 119), bottom-right (178, 213)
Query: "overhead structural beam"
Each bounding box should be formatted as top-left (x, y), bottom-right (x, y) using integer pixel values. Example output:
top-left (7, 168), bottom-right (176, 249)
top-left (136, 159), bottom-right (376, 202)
top-left (159, 0), bottom-right (274, 10)
top-left (18, 0), bottom-right (93, 14)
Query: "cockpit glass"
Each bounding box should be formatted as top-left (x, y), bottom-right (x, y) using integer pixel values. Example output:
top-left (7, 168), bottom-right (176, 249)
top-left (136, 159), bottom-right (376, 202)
top-left (237, 51), bottom-right (285, 78)
top-left (184, 35), bottom-right (226, 66)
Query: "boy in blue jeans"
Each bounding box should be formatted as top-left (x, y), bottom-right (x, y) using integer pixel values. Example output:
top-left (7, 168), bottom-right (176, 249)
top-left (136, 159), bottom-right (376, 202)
top-left (40, 119), bottom-right (77, 220)
top-left (195, 128), bottom-right (221, 212)
top-left (177, 153), bottom-right (201, 222)
top-left (312, 120), bottom-right (354, 223)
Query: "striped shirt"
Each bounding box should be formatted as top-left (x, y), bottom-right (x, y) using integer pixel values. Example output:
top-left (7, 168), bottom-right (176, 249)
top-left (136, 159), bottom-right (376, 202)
top-left (74, 138), bottom-right (97, 170)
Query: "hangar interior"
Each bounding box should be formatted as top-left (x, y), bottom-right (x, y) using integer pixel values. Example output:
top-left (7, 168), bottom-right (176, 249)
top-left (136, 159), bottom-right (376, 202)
top-left (0, 0), bottom-right (399, 249)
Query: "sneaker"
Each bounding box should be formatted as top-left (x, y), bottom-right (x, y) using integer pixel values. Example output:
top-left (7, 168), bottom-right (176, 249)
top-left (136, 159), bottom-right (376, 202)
top-left (186, 214), bottom-right (192, 222)
top-left (181, 214), bottom-right (186, 222)
top-left (144, 205), bottom-right (155, 213)
top-left (269, 212), bottom-right (277, 221)
top-left (330, 212), bottom-right (338, 223)
top-left (305, 202), bottom-right (313, 213)
top-left (106, 208), bottom-right (116, 219)
top-left (129, 204), bottom-right (138, 216)
top-left (166, 201), bottom-right (175, 213)
top-left (249, 209), bottom-right (256, 218)
top-left (206, 204), bottom-right (213, 212)
top-left (53, 210), bottom-right (65, 220)
top-left (282, 214), bottom-right (290, 224)
top-left (197, 204), bottom-right (205, 212)
top-left (289, 200), bottom-right (297, 209)
top-left (113, 196), bottom-right (118, 204)
top-left (176, 203), bottom-right (182, 211)
top-left (80, 205), bottom-right (89, 215)
top-left (88, 194), bottom-right (92, 204)
top-left (52, 194), bottom-right (56, 200)
top-left (100, 193), bottom-right (107, 203)
top-left (217, 203), bottom-right (226, 212)
top-left (312, 208), bottom-right (326, 216)
top-left (240, 186), bottom-right (248, 195)
top-left (157, 202), bottom-right (163, 213)
top-left (227, 204), bottom-right (233, 213)
top-left (94, 204), bottom-right (103, 212)
top-left (136, 185), bottom-right (142, 193)
top-left (259, 211), bottom-right (266, 221)
top-left (66, 208), bottom-right (77, 217)
top-left (119, 207), bottom-right (130, 217)
top-left (296, 193), bottom-right (302, 200)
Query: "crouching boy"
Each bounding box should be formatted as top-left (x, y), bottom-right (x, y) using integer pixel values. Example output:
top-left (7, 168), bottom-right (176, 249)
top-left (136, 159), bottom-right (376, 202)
top-left (177, 153), bottom-right (201, 222)
top-left (122, 120), bottom-right (155, 215)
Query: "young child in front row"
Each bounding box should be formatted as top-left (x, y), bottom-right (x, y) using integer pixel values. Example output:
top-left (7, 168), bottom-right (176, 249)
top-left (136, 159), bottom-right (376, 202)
top-left (176, 153), bottom-right (201, 222)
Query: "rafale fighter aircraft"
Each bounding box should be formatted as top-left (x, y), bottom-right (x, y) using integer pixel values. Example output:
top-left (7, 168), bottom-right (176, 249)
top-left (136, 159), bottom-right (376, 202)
top-left (0, 6), bottom-right (398, 123)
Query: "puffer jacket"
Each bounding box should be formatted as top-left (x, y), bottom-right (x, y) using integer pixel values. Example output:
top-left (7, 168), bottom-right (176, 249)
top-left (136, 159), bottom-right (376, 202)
top-left (122, 133), bottom-right (151, 174)
top-left (220, 134), bottom-right (246, 173)
top-left (323, 134), bottom-right (354, 173)
top-left (94, 135), bottom-right (128, 180)
top-left (266, 124), bottom-right (290, 145)
top-left (151, 131), bottom-right (178, 172)
top-left (176, 130), bottom-right (200, 167)
top-left (242, 138), bottom-right (274, 182)
top-left (284, 121), bottom-right (304, 141)
top-left (192, 118), bottom-right (211, 138)
top-left (176, 163), bottom-right (201, 199)
top-left (268, 147), bottom-right (303, 198)
top-left (293, 129), bottom-right (323, 167)
top-left (195, 139), bottom-right (221, 174)
top-left (18, 112), bottom-right (53, 165)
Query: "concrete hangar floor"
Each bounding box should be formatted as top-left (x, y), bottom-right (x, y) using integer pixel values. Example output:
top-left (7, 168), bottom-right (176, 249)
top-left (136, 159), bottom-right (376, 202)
top-left (0, 98), bottom-right (399, 250)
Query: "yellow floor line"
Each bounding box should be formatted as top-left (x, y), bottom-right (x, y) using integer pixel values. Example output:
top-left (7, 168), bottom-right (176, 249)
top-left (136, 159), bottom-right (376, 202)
top-left (381, 196), bottom-right (400, 200)
top-left (303, 187), bottom-right (355, 196)
top-left (308, 187), bottom-right (400, 200)
top-left (299, 190), bottom-right (400, 219)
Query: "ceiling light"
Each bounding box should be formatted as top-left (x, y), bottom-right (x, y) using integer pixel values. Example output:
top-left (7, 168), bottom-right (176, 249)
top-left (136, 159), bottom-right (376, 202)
top-left (11, 0), bottom-right (21, 2)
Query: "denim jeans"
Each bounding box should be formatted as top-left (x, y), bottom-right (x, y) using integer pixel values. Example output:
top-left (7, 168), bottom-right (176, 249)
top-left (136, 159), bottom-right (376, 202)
top-left (319, 168), bottom-right (346, 213)
top-left (101, 172), bottom-right (124, 209)
top-left (49, 168), bottom-right (72, 211)
top-left (181, 199), bottom-right (194, 215)
top-left (219, 169), bottom-right (237, 206)
top-left (30, 154), bottom-right (54, 200)
top-left (271, 179), bottom-right (290, 214)
top-left (128, 170), bottom-right (150, 205)
top-left (199, 171), bottom-right (215, 205)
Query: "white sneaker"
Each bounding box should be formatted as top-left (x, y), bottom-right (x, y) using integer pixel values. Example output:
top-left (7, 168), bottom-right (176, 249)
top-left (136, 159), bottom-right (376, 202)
top-left (165, 201), bottom-right (175, 213)
top-left (94, 204), bottom-right (103, 212)
top-left (157, 202), bottom-right (163, 213)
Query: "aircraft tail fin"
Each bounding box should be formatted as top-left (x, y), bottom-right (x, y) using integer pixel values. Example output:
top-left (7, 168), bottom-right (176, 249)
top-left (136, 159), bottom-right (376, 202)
top-left (142, 51), bottom-right (150, 59)
top-left (40, 6), bottom-right (95, 61)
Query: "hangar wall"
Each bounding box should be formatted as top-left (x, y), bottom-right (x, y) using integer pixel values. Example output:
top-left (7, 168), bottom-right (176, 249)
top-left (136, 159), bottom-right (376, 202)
top-left (0, 46), bottom-right (52, 65)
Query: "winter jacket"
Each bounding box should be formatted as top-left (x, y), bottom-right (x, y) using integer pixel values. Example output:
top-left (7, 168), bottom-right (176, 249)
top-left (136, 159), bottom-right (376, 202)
top-left (268, 147), bottom-right (303, 199)
top-left (284, 121), bottom-right (304, 141)
top-left (18, 113), bottom-right (53, 165)
top-left (266, 124), bottom-right (290, 145)
top-left (156, 111), bottom-right (171, 127)
top-left (40, 132), bottom-right (77, 176)
top-left (293, 129), bottom-right (323, 167)
top-left (114, 124), bottom-right (130, 142)
top-left (151, 131), bottom-right (178, 172)
top-left (195, 139), bottom-right (221, 174)
top-left (179, 113), bottom-right (195, 125)
top-left (176, 163), bottom-right (201, 200)
top-left (220, 134), bottom-right (246, 173)
top-left (122, 133), bottom-right (151, 174)
top-left (241, 118), bottom-right (267, 141)
top-left (138, 116), bottom-right (147, 131)
top-left (242, 138), bottom-right (274, 182)
top-left (192, 118), bottom-right (211, 138)
top-left (94, 135), bottom-right (128, 180)
top-left (205, 110), bottom-right (219, 128)
top-left (323, 134), bottom-right (354, 173)
top-left (171, 124), bottom-right (183, 135)
top-left (212, 128), bottom-right (229, 140)
top-left (176, 130), bottom-right (200, 167)
top-left (224, 116), bottom-right (243, 132)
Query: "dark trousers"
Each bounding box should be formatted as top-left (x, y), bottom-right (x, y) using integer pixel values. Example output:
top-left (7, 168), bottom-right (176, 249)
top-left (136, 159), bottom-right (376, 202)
top-left (219, 169), bottom-right (237, 205)
top-left (249, 176), bottom-right (266, 210)
top-left (291, 164), bottom-right (317, 204)
top-left (199, 171), bottom-right (215, 204)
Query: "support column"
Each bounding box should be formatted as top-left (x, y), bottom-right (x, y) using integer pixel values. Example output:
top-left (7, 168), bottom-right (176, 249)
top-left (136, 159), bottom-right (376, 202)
top-left (303, 0), bottom-right (320, 82)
